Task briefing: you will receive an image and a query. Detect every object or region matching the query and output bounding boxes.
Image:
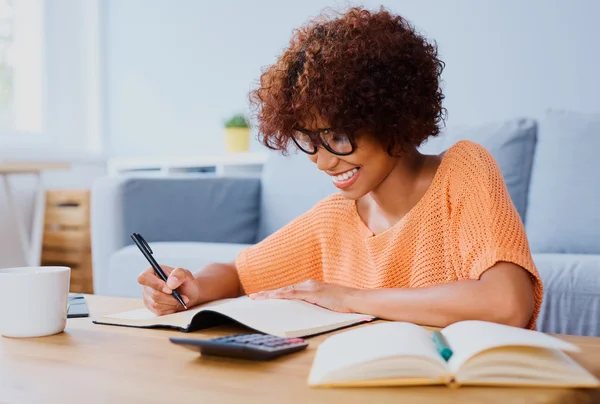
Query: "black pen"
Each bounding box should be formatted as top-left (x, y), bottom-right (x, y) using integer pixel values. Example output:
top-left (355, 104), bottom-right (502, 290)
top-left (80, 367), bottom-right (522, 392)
top-left (130, 232), bottom-right (188, 310)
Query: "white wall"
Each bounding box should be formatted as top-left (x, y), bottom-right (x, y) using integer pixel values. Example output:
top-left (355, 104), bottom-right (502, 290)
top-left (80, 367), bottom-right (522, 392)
top-left (0, 0), bottom-right (106, 267)
top-left (3, 0), bottom-right (599, 266)
top-left (105, 0), bottom-right (600, 157)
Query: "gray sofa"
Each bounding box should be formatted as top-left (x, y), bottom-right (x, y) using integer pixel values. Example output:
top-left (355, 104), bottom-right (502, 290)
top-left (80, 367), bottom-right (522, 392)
top-left (91, 110), bottom-right (600, 336)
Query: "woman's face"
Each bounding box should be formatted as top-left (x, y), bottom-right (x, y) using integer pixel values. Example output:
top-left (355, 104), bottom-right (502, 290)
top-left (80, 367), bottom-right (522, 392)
top-left (298, 116), bottom-right (398, 200)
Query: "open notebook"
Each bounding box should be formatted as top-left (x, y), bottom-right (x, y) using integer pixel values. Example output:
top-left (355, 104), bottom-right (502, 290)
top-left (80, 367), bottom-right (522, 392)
top-left (308, 320), bottom-right (600, 388)
top-left (93, 296), bottom-right (374, 338)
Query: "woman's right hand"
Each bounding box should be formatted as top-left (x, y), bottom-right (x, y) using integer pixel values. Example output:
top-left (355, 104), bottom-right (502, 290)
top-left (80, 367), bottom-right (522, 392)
top-left (138, 265), bottom-right (202, 315)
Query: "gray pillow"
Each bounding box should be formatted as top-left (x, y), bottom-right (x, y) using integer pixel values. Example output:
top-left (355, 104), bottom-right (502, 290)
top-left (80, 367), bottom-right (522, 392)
top-left (122, 175), bottom-right (261, 245)
top-left (419, 118), bottom-right (538, 222)
top-left (525, 110), bottom-right (600, 254)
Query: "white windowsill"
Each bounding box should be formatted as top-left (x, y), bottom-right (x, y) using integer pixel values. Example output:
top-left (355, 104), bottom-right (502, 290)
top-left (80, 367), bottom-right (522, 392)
top-left (107, 152), bottom-right (267, 176)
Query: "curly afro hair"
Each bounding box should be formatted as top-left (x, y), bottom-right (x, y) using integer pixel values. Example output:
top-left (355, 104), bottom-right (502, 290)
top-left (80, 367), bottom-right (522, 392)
top-left (249, 6), bottom-right (446, 155)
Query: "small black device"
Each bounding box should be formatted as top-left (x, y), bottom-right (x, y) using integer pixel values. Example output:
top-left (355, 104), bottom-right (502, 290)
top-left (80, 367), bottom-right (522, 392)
top-left (169, 333), bottom-right (309, 361)
top-left (67, 294), bottom-right (89, 318)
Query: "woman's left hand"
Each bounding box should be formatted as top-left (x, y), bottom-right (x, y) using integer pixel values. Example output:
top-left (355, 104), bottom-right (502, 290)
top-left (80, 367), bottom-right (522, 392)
top-left (249, 280), bottom-right (358, 313)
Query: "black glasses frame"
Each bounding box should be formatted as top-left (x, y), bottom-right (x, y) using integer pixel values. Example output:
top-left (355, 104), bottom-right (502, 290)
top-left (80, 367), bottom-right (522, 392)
top-left (291, 128), bottom-right (356, 156)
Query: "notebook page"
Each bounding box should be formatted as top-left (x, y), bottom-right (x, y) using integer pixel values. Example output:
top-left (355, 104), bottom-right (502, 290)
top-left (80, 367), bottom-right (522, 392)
top-left (206, 297), bottom-right (373, 337)
top-left (454, 345), bottom-right (600, 386)
top-left (442, 320), bottom-right (580, 373)
top-left (98, 297), bottom-right (370, 333)
top-left (100, 306), bottom-right (202, 328)
top-left (309, 322), bottom-right (446, 384)
top-left (103, 308), bottom-right (158, 321)
top-left (98, 297), bottom-right (236, 327)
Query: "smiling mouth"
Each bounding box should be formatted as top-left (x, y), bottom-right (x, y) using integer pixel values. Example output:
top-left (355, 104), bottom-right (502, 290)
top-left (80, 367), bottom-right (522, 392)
top-left (329, 167), bottom-right (360, 189)
top-left (330, 168), bottom-right (359, 182)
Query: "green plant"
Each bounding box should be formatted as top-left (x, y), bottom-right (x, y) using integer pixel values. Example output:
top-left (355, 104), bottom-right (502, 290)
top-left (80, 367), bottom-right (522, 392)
top-left (224, 114), bottom-right (249, 128)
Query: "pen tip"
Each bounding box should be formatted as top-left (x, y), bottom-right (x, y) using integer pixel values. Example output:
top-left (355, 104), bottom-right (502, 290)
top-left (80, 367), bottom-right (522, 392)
top-left (182, 303), bottom-right (188, 310)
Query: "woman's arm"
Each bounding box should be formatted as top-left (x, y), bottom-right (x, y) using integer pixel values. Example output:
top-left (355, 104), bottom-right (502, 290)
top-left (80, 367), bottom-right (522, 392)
top-left (190, 261), bottom-right (245, 302)
top-left (251, 262), bottom-right (535, 328)
top-left (348, 262), bottom-right (535, 328)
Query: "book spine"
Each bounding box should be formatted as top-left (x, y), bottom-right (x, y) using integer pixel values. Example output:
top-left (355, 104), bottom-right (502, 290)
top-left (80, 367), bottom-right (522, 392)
top-left (445, 375), bottom-right (458, 388)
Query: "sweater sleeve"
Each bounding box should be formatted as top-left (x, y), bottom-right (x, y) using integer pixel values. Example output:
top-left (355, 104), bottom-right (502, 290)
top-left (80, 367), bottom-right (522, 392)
top-left (450, 142), bottom-right (544, 327)
top-left (235, 199), bottom-right (327, 295)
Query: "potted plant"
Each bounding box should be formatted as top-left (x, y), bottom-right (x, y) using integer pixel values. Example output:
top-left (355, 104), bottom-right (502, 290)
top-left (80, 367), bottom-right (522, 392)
top-left (224, 113), bottom-right (250, 153)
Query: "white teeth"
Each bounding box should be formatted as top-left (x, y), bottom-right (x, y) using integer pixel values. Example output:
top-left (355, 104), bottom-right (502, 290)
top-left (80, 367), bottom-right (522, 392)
top-left (331, 168), bottom-right (358, 182)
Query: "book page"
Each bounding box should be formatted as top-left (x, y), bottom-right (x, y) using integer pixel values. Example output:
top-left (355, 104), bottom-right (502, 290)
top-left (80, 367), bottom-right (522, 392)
top-left (99, 303), bottom-right (215, 328)
top-left (455, 345), bottom-right (600, 387)
top-left (104, 308), bottom-right (158, 321)
top-left (97, 296), bottom-right (373, 336)
top-left (442, 320), bottom-right (580, 373)
top-left (205, 297), bottom-right (374, 337)
top-left (309, 322), bottom-right (447, 385)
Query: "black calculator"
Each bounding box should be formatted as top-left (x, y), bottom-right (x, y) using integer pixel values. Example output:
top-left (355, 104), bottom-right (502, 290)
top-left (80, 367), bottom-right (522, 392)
top-left (169, 333), bottom-right (309, 361)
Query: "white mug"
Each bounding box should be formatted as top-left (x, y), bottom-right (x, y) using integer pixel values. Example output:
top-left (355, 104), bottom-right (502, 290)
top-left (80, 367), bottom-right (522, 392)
top-left (0, 266), bottom-right (71, 338)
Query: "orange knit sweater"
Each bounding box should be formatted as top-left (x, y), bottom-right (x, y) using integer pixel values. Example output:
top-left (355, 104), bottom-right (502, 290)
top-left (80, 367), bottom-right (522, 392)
top-left (236, 140), bottom-right (543, 329)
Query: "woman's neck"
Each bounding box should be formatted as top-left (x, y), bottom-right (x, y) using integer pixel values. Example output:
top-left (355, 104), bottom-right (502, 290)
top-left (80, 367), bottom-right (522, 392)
top-left (360, 149), bottom-right (440, 225)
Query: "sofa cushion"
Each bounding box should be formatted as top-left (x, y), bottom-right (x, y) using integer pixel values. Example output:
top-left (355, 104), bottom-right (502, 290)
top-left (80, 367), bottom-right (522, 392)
top-left (534, 253), bottom-right (600, 336)
top-left (257, 150), bottom-right (336, 241)
top-left (419, 118), bottom-right (537, 222)
top-left (526, 110), bottom-right (600, 254)
top-left (106, 242), bottom-right (250, 298)
top-left (122, 176), bottom-right (261, 245)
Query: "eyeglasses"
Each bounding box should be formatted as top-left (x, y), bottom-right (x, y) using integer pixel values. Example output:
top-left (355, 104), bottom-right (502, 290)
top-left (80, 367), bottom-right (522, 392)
top-left (291, 127), bottom-right (356, 156)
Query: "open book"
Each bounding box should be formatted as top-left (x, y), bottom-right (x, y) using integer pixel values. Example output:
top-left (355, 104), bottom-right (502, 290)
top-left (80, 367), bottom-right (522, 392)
top-left (93, 296), bottom-right (374, 338)
top-left (308, 321), bottom-right (600, 388)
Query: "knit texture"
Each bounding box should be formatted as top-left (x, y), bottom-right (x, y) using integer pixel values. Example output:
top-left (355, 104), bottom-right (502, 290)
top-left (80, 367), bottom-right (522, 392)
top-left (236, 140), bottom-right (544, 329)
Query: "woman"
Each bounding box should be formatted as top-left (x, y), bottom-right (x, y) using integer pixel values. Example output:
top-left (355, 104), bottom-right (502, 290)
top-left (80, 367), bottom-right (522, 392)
top-left (138, 7), bottom-right (543, 329)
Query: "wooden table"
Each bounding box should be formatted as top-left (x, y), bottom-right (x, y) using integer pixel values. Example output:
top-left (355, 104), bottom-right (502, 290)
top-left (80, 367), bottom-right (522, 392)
top-left (1, 295), bottom-right (599, 403)
top-left (0, 162), bottom-right (70, 266)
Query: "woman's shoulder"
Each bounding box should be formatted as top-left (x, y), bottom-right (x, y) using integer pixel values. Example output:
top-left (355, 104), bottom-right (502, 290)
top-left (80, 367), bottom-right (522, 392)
top-left (438, 140), bottom-right (504, 200)
top-left (443, 140), bottom-right (496, 168)
top-left (310, 193), bottom-right (354, 214)
top-left (441, 140), bottom-right (500, 181)
top-left (287, 193), bottom-right (354, 230)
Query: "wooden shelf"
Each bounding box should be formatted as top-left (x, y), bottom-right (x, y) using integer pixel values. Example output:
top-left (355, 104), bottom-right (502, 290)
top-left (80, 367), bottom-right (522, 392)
top-left (41, 190), bottom-right (93, 294)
